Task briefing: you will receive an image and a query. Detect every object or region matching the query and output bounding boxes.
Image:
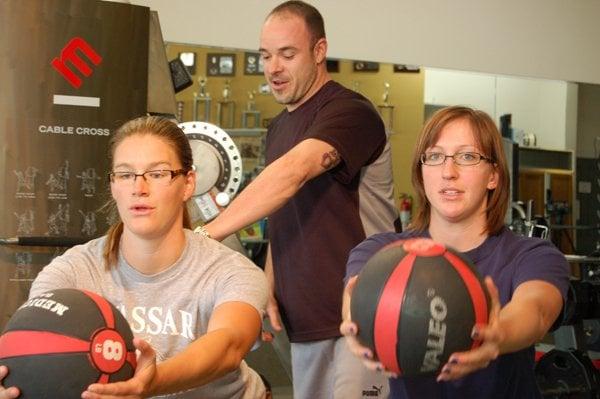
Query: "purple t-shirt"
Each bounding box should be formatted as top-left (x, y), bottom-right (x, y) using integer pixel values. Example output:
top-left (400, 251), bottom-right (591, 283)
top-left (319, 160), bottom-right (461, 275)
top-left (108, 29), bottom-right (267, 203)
top-left (266, 80), bottom-right (391, 342)
top-left (346, 227), bottom-right (570, 398)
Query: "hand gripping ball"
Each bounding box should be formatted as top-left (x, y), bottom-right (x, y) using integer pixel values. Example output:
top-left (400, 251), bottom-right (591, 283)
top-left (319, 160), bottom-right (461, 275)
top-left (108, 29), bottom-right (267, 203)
top-left (351, 238), bottom-right (490, 376)
top-left (0, 288), bottom-right (136, 398)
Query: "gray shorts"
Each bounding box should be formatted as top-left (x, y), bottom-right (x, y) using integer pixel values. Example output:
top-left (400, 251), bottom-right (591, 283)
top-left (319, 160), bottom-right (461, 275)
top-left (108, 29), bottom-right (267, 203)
top-left (291, 337), bottom-right (389, 399)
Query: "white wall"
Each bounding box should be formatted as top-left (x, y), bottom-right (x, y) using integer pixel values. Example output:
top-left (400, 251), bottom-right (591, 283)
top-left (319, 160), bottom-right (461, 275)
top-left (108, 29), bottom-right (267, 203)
top-left (496, 77), bottom-right (571, 150)
top-left (424, 69), bottom-right (497, 116)
top-left (425, 69), bottom-right (576, 151)
top-left (128, 0), bottom-right (600, 85)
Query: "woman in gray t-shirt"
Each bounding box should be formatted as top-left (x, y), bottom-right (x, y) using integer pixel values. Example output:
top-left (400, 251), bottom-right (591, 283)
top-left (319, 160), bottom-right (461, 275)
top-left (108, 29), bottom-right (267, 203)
top-left (0, 116), bottom-right (268, 399)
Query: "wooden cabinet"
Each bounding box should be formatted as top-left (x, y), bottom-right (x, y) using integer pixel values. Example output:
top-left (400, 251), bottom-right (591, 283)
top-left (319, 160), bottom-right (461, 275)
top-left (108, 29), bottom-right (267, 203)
top-left (517, 147), bottom-right (574, 253)
top-left (518, 171), bottom-right (545, 216)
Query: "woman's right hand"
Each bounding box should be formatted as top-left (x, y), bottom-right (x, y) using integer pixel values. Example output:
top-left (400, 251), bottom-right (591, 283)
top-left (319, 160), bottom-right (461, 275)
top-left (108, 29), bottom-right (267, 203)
top-left (340, 277), bottom-right (397, 378)
top-left (0, 366), bottom-right (20, 399)
top-left (82, 338), bottom-right (156, 399)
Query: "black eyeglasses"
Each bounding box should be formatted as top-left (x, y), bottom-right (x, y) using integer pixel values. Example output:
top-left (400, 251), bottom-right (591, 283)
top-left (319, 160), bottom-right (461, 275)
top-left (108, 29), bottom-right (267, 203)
top-left (420, 152), bottom-right (493, 166)
top-left (108, 169), bottom-right (188, 187)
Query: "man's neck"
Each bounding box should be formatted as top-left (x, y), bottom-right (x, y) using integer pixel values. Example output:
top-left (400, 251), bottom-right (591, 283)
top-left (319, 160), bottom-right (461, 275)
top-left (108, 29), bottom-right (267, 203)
top-left (286, 69), bottom-right (331, 112)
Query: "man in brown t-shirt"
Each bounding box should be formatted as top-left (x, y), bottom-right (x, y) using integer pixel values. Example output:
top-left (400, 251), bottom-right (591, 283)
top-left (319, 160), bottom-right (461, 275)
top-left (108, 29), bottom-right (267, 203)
top-left (205, 1), bottom-right (399, 397)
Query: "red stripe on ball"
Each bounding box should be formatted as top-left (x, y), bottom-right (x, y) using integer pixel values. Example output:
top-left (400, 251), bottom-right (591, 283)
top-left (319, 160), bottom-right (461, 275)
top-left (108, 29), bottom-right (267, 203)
top-left (82, 290), bottom-right (115, 329)
top-left (0, 330), bottom-right (89, 358)
top-left (444, 250), bottom-right (489, 349)
top-left (374, 252), bottom-right (416, 375)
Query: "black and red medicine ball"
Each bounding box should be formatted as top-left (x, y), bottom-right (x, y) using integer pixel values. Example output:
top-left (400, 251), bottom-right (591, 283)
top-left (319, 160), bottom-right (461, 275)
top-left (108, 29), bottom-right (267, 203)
top-left (0, 288), bottom-right (136, 398)
top-left (351, 238), bottom-right (490, 376)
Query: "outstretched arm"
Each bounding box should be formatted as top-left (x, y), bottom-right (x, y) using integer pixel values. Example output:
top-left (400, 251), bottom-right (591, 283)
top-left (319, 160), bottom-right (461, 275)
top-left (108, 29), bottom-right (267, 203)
top-left (437, 278), bottom-right (563, 381)
top-left (205, 138), bottom-right (340, 241)
top-left (149, 301), bottom-right (262, 395)
top-left (341, 277), bottom-right (563, 382)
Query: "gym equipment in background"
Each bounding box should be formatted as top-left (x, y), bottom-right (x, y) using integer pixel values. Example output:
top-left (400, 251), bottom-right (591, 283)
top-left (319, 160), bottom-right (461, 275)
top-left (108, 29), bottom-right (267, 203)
top-left (0, 0), bottom-right (160, 332)
top-left (535, 256), bottom-right (600, 398)
top-left (179, 121), bottom-right (243, 224)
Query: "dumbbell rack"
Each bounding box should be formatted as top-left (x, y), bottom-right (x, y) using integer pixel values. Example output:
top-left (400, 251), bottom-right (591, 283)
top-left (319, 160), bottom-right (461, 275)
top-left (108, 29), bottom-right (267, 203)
top-left (536, 257), bottom-right (600, 398)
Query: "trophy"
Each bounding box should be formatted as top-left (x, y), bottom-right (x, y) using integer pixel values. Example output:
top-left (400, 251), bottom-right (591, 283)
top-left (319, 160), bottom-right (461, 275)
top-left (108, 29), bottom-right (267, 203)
top-left (377, 82), bottom-right (394, 132)
top-left (242, 90), bottom-right (261, 128)
top-left (382, 82), bottom-right (390, 106)
top-left (198, 76), bottom-right (208, 97)
top-left (216, 79), bottom-right (235, 128)
top-left (176, 101), bottom-right (184, 122)
top-left (222, 80), bottom-right (231, 101)
top-left (193, 76), bottom-right (212, 122)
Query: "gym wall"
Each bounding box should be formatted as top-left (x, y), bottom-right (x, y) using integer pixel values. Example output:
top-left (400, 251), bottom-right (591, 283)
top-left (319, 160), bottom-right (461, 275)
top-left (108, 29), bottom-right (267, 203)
top-left (166, 43), bottom-right (424, 203)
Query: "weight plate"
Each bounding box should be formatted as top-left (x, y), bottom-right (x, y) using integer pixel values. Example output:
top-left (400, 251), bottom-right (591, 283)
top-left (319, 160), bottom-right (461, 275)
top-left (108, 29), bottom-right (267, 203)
top-left (179, 121), bottom-right (243, 198)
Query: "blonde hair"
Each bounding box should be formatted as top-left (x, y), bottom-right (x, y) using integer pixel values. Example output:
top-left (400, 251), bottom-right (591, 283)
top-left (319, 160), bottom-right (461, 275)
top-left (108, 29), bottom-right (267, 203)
top-left (410, 106), bottom-right (509, 235)
top-left (103, 116), bottom-right (193, 268)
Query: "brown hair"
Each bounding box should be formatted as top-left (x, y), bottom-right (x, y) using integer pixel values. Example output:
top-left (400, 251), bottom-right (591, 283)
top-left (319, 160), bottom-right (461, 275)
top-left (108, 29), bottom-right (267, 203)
top-left (268, 0), bottom-right (326, 47)
top-left (103, 116), bottom-right (194, 268)
top-left (410, 106), bottom-right (509, 235)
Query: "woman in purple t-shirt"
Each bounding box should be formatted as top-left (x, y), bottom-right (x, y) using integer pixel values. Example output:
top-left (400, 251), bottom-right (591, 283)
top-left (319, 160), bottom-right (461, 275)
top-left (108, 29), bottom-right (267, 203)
top-left (341, 106), bottom-right (569, 398)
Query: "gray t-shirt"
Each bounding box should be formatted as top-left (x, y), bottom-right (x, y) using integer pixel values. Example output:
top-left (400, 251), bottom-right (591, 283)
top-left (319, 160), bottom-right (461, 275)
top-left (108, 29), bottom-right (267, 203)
top-left (30, 229), bottom-right (268, 399)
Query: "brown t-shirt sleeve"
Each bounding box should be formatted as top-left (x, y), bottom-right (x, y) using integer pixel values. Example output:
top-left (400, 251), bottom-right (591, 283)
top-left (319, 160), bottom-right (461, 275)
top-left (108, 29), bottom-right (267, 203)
top-left (305, 97), bottom-right (387, 185)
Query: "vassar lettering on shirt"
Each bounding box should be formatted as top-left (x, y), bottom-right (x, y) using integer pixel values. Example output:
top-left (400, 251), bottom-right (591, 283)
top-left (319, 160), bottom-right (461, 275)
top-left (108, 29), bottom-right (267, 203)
top-left (116, 305), bottom-right (196, 340)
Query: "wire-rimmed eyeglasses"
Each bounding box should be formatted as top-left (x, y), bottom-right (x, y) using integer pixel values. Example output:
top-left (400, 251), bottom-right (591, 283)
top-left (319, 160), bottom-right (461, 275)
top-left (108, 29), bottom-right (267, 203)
top-left (420, 152), bottom-right (493, 166)
top-left (108, 169), bottom-right (188, 187)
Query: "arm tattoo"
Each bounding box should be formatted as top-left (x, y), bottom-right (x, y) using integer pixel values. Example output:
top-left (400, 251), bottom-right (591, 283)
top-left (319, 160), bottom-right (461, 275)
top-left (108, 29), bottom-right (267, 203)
top-left (321, 149), bottom-right (341, 170)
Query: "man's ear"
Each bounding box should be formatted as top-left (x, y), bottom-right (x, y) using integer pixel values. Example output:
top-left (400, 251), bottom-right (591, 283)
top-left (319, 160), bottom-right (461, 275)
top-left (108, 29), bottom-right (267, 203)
top-left (313, 38), bottom-right (327, 64)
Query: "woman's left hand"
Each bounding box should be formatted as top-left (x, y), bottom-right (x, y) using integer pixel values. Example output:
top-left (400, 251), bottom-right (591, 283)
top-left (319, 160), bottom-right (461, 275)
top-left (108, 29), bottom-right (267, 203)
top-left (340, 277), bottom-right (397, 377)
top-left (81, 338), bottom-right (157, 399)
top-left (436, 277), bottom-right (504, 382)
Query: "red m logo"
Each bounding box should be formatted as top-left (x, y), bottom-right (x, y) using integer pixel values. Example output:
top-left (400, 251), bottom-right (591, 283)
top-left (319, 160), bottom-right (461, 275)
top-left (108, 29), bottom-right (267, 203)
top-left (51, 37), bottom-right (102, 89)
